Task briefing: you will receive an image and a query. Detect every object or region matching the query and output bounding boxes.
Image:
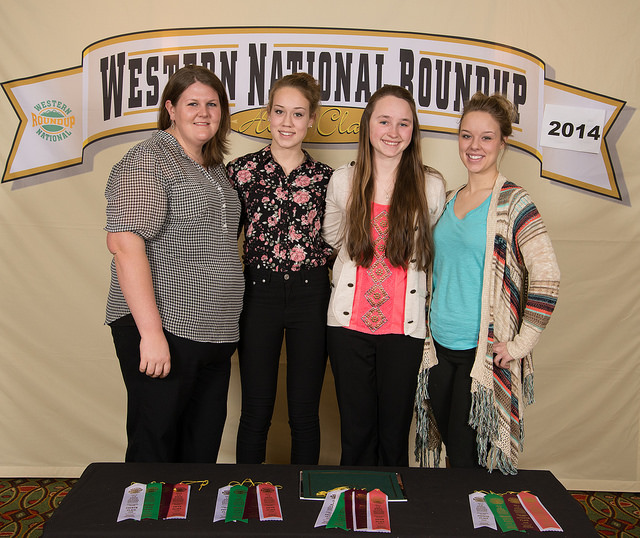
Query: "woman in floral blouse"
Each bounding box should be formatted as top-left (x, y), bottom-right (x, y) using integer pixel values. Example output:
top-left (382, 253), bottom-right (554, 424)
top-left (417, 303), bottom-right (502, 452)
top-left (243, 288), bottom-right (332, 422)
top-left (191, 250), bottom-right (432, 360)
top-left (227, 73), bottom-right (333, 464)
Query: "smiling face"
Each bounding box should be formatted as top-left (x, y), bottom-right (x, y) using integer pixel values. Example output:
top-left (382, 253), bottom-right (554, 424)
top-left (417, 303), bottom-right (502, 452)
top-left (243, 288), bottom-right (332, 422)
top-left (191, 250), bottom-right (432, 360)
top-left (165, 80), bottom-right (221, 157)
top-left (458, 110), bottom-right (506, 178)
top-left (368, 95), bottom-right (414, 165)
top-left (267, 86), bottom-right (313, 152)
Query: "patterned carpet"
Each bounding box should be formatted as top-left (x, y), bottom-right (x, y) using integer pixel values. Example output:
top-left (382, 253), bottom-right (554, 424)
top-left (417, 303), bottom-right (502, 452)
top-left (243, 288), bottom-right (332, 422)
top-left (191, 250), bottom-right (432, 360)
top-left (0, 478), bottom-right (638, 537)
top-left (570, 491), bottom-right (640, 537)
top-left (0, 479), bottom-right (76, 538)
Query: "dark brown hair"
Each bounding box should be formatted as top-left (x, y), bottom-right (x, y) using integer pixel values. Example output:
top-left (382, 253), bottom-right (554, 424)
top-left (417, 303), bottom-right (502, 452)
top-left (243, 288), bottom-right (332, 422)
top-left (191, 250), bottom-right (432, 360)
top-left (346, 85), bottom-right (440, 271)
top-left (158, 65), bottom-right (230, 167)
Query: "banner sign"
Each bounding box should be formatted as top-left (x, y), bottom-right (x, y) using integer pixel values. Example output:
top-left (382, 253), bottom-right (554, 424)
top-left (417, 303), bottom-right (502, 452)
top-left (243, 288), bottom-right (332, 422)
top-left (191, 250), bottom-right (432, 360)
top-left (1, 27), bottom-right (625, 199)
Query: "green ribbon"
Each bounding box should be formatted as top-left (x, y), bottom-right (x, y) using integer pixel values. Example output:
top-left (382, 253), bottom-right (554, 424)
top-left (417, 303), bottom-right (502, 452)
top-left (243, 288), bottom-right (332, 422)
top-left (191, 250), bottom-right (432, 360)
top-left (484, 493), bottom-right (521, 532)
top-left (225, 484), bottom-right (249, 523)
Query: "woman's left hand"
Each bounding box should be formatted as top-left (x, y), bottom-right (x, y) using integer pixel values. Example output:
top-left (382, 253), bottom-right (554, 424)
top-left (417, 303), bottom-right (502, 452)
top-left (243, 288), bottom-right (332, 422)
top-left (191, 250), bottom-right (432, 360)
top-left (493, 342), bottom-right (516, 369)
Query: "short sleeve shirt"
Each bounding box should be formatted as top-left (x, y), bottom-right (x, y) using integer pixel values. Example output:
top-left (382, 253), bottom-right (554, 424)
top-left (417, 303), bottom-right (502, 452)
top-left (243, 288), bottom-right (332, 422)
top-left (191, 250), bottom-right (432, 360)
top-left (227, 145), bottom-right (333, 271)
top-left (105, 130), bottom-right (244, 343)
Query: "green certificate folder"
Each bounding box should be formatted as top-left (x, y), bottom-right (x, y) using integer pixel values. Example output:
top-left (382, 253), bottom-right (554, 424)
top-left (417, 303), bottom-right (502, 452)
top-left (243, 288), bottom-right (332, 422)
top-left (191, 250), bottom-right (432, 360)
top-left (299, 469), bottom-right (407, 502)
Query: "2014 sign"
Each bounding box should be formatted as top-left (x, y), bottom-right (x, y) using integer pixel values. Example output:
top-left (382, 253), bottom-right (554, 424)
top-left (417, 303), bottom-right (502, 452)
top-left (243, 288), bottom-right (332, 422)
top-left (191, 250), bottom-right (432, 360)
top-left (547, 121), bottom-right (600, 141)
top-left (540, 105), bottom-right (605, 154)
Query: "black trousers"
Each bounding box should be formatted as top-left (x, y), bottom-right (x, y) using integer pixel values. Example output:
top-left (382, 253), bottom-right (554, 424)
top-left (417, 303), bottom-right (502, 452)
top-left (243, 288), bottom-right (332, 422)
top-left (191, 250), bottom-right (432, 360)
top-left (327, 326), bottom-right (424, 466)
top-left (427, 340), bottom-right (482, 468)
top-left (235, 266), bottom-right (330, 465)
top-left (111, 322), bottom-right (236, 463)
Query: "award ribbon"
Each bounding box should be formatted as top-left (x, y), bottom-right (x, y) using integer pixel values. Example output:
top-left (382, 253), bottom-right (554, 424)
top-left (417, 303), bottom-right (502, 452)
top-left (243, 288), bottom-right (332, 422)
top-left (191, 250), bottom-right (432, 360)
top-left (140, 482), bottom-right (162, 520)
top-left (518, 491), bottom-right (563, 531)
top-left (225, 484), bottom-right (249, 523)
top-left (326, 489), bottom-right (348, 530)
top-left (315, 489), bottom-right (345, 528)
top-left (468, 492), bottom-right (497, 530)
top-left (503, 492), bottom-right (538, 531)
top-left (242, 485), bottom-right (259, 520)
top-left (157, 483), bottom-right (174, 520)
top-left (367, 488), bottom-right (391, 533)
top-left (164, 483), bottom-right (190, 519)
top-left (344, 488), bottom-right (355, 530)
top-left (483, 493), bottom-right (519, 532)
top-left (213, 485), bottom-right (231, 522)
top-left (116, 483), bottom-right (146, 522)
top-left (257, 483), bottom-right (283, 521)
top-left (353, 488), bottom-right (368, 530)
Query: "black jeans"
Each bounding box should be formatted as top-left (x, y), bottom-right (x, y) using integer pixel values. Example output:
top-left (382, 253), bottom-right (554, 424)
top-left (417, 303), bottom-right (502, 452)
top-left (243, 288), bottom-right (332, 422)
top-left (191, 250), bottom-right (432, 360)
top-left (235, 266), bottom-right (330, 464)
top-left (328, 326), bottom-right (424, 466)
top-left (111, 322), bottom-right (236, 463)
top-left (427, 340), bottom-right (482, 468)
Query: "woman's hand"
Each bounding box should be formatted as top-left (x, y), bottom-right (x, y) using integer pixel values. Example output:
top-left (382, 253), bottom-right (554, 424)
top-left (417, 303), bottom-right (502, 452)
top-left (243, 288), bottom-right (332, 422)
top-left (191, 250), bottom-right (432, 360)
top-left (493, 341), bottom-right (516, 369)
top-left (139, 330), bottom-right (171, 378)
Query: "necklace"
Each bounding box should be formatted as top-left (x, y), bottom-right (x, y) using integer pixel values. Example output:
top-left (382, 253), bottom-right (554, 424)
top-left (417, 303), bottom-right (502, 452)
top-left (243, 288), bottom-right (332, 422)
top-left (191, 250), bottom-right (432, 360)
top-left (377, 180), bottom-right (395, 201)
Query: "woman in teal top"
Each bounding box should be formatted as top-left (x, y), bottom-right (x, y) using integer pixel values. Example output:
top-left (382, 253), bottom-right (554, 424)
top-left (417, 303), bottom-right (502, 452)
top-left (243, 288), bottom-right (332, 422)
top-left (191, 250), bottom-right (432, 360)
top-left (430, 192), bottom-right (489, 351)
top-left (428, 191), bottom-right (491, 468)
top-left (422, 92), bottom-right (561, 470)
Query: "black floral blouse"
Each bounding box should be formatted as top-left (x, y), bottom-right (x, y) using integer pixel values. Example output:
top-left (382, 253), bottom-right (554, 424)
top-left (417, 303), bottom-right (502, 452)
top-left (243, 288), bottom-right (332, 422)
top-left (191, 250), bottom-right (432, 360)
top-left (227, 145), bottom-right (333, 272)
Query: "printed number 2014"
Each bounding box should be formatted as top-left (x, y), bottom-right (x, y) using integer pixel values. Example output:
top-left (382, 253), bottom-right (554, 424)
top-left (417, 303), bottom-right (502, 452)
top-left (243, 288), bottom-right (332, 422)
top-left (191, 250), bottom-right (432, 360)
top-left (548, 121), bottom-right (601, 140)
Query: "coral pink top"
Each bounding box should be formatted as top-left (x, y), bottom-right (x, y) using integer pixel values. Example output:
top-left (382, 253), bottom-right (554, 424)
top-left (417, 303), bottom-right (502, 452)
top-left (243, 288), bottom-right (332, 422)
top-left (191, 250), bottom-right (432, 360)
top-left (348, 203), bottom-right (407, 334)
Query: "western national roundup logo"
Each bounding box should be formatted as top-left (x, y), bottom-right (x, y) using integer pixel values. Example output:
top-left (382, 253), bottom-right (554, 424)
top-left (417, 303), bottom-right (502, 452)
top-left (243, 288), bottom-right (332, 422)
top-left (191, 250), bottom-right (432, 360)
top-left (1, 27), bottom-right (626, 199)
top-left (32, 100), bottom-right (76, 141)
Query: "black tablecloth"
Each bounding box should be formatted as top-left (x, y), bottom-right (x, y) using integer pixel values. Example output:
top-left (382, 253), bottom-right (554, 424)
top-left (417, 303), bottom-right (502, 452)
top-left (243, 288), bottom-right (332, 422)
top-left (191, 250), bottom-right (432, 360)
top-left (43, 462), bottom-right (596, 537)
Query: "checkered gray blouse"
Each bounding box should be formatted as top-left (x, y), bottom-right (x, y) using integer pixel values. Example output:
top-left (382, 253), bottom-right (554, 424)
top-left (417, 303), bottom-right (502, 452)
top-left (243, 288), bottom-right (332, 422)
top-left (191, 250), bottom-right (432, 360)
top-left (105, 130), bottom-right (244, 343)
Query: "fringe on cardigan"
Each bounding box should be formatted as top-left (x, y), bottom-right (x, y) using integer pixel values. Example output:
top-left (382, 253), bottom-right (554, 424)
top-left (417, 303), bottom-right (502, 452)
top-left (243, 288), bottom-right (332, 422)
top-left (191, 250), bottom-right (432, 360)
top-left (414, 367), bottom-right (442, 467)
top-left (415, 367), bottom-right (536, 475)
top-left (523, 371), bottom-right (535, 406)
top-left (470, 385), bottom-right (517, 475)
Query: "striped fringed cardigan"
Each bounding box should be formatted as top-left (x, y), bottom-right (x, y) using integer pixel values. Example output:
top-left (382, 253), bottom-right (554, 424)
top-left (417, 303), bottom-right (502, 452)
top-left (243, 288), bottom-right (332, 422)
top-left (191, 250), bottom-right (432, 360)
top-left (415, 175), bottom-right (561, 474)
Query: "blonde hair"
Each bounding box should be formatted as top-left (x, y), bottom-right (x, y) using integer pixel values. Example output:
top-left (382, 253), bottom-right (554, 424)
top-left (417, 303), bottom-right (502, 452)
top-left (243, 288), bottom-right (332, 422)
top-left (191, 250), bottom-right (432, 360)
top-left (460, 92), bottom-right (517, 142)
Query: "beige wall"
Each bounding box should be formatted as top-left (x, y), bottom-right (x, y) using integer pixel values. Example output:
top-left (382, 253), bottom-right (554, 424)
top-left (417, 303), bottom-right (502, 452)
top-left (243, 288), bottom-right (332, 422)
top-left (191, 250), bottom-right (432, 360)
top-left (1, 0), bottom-right (638, 491)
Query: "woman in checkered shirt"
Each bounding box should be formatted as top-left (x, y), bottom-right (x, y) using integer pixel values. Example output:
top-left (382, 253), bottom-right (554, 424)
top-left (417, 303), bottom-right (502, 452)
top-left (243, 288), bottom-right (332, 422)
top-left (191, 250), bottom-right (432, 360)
top-left (105, 65), bottom-right (244, 463)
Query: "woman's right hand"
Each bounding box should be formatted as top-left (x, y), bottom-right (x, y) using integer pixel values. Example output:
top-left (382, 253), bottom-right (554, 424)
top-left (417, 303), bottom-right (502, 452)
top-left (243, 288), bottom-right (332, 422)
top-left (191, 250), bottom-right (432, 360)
top-left (139, 331), bottom-right (171, 378)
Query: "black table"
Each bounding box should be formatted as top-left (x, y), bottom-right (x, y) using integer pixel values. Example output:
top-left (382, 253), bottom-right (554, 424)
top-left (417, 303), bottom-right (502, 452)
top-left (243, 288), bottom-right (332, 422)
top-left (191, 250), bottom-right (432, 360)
top-left (43, 462), bottom-right (597, 537)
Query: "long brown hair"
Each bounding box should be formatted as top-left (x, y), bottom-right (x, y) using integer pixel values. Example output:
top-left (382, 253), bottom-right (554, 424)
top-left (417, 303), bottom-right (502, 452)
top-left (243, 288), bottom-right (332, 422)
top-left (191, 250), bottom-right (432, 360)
top-left (345, 85), bottom-right (439, 272)
top-left (158, 65), bottom-right (230, 168)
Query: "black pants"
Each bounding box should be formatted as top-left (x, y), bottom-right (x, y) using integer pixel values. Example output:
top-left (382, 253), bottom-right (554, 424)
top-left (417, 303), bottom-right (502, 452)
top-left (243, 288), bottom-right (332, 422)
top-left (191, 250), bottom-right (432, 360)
top-left (111, 322), bottom-right (236, 463)
top-left (235, 266), bottom-right (330, 465)
top-left (328, 326), bottom-right (424, 466)
top-left (427, 340), bottom-right (481, 468)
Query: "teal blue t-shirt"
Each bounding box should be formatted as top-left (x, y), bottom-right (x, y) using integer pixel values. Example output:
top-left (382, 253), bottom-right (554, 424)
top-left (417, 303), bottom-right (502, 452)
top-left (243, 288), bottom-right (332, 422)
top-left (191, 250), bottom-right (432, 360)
top-left (430, 192), bottom-right (490, 350)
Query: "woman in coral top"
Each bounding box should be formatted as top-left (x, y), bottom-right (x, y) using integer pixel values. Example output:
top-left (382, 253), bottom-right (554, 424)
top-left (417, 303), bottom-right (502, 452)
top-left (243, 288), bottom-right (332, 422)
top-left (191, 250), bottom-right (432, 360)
top-left (322, 85), bottom-right (445, 466)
